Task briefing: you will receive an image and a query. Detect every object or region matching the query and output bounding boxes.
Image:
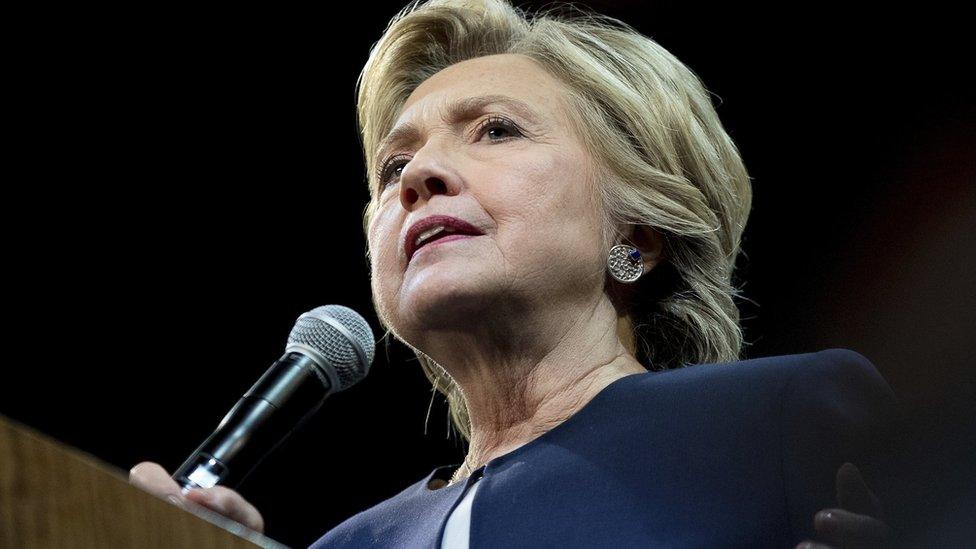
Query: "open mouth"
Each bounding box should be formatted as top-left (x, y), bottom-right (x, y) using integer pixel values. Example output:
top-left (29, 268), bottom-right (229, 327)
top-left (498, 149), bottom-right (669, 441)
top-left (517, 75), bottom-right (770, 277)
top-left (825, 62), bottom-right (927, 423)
top-left (405, 215), bottom-right (485, 261)
top-left (412, 232), bottom-right (479, 259)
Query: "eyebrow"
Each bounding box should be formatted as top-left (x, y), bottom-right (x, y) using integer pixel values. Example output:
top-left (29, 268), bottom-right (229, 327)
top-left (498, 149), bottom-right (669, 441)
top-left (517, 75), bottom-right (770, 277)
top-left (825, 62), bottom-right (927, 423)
top-left (376, 94), bottom-right (543, 161)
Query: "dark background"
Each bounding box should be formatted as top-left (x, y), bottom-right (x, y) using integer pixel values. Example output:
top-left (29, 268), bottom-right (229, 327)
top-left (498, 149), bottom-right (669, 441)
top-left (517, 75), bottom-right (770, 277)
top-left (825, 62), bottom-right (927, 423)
top-left (4, 1), bottom-right (973, 547)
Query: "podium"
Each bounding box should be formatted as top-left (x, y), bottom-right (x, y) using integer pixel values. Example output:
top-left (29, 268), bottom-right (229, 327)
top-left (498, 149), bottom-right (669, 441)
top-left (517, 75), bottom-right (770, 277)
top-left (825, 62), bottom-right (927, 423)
top-left (0, 414), bottom-right (288, 548)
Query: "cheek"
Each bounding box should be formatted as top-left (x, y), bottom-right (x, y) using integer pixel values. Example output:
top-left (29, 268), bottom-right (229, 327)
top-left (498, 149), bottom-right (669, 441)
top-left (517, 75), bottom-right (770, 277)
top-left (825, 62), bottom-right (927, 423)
top-left (369, 243), bottom-right (398, 283)
top-left (368, 251), bottom-right (402, 332)
top-left (485, 153), bottom-right (605, 262)
top-left (367, 215), bottom-right (404, 311)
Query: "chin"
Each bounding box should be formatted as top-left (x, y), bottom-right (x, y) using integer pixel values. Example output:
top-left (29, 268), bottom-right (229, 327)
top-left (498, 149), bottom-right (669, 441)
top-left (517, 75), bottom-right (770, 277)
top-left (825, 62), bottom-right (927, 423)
top-left (397, 271), bottom-right (496, 330)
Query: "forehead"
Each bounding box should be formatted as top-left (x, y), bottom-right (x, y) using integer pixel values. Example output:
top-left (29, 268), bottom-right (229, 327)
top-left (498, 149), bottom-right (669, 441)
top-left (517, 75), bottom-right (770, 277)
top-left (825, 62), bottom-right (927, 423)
top-left (394, 53), bottom-right (574, 130)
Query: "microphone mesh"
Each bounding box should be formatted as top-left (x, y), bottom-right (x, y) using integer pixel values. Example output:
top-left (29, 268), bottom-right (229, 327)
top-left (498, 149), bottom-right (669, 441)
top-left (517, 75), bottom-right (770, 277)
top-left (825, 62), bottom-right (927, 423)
top-left (288, 305), bottom-right (375, 391)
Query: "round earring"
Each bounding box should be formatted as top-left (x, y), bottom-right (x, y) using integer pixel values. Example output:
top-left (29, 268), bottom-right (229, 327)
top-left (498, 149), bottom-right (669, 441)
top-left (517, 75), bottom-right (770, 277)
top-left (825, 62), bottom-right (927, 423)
top-left (607, 244), bottom-right (644, 283)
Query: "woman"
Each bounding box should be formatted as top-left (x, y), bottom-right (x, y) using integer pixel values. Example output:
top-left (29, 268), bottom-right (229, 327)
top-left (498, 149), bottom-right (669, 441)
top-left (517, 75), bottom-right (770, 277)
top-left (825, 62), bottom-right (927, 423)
top-left (130, 0), bottom-right (898, 546)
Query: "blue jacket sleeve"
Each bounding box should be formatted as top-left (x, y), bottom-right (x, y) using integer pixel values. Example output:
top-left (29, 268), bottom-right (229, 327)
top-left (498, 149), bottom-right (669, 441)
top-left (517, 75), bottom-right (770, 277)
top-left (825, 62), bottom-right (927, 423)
top-left (779, 348), bottom-right (900, 543)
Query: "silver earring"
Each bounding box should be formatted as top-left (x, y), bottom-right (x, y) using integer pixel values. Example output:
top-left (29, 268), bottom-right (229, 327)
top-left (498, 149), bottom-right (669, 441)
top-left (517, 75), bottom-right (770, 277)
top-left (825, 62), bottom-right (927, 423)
top-left (607, 244), bottom-right (643, 283)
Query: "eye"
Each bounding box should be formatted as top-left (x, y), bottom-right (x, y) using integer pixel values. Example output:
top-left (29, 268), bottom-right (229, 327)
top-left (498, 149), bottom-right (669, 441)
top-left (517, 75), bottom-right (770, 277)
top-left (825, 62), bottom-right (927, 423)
top-left (377, 154), bottom-right (410, 191)
top-left (477, 116), bottom-right (524, 141)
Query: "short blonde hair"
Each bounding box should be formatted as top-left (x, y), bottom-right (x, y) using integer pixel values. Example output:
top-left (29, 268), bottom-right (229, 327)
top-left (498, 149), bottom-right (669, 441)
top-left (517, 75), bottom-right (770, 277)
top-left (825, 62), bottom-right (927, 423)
top-left (358, 0), bottom-right (753, 441)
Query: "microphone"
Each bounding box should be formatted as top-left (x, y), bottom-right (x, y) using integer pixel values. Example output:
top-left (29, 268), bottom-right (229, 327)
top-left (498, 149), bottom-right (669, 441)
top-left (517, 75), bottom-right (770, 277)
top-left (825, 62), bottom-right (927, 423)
top-left (172, 305), bottom-right (375, 492)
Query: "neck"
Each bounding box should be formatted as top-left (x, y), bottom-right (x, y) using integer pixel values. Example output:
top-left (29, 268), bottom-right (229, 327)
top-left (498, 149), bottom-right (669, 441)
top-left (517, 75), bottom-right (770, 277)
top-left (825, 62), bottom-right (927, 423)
top-left (418, 294), bottom-right (647, 482)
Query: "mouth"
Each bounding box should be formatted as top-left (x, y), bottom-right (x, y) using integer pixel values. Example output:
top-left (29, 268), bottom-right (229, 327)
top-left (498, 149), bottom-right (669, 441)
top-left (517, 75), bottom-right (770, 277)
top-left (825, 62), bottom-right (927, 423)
top-left (405, 215), bottom-right (485, 262)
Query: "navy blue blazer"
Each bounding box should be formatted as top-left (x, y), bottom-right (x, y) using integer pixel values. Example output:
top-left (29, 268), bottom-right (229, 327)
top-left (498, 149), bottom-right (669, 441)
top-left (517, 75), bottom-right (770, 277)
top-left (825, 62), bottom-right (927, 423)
top-left (310, 348), bottom-right (898, 548)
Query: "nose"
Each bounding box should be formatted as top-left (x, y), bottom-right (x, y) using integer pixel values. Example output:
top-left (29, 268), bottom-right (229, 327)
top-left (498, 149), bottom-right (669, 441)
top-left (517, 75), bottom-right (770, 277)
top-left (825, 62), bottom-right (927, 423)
top-left (398, 142), bottom-right (458, 210)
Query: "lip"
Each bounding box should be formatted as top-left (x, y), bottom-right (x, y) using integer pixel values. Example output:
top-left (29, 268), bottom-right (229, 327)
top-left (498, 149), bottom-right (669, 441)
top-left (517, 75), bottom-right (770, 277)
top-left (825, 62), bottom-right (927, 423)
top-left (405, 214), bottom-right (486, 262)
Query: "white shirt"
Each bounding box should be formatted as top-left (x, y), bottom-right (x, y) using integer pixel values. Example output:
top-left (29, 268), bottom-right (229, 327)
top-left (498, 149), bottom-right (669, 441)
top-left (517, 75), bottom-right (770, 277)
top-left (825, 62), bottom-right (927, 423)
top-left (440, 476), bottom-right (481, 549)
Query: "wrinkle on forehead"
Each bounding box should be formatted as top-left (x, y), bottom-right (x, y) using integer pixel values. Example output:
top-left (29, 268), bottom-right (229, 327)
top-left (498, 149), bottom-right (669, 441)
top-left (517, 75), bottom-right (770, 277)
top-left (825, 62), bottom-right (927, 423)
top-left (378, 54), bottom-right (577, 155)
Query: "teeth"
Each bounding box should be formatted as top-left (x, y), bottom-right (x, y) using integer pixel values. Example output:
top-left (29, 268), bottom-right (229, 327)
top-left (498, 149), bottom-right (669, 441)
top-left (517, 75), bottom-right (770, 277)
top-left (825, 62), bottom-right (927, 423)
top-left (415, 225), bottom-right (456, 247)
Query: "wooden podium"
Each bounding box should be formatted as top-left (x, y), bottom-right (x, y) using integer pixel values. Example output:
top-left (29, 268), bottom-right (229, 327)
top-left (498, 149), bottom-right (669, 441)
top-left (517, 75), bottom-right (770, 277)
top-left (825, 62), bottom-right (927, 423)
top-left (0, 414), bottom-right (288, 548)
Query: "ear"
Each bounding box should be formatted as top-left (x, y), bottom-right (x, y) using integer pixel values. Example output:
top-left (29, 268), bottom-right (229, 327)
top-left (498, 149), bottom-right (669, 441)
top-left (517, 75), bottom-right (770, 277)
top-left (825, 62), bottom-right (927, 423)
top-left (622, 224), bottom-right (665, 274)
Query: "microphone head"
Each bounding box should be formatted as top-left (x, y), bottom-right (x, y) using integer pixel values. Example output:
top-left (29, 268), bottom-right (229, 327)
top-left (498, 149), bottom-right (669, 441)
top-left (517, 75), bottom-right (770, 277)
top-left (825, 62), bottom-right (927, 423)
top-left (286, 305), bottom-right (375, 392)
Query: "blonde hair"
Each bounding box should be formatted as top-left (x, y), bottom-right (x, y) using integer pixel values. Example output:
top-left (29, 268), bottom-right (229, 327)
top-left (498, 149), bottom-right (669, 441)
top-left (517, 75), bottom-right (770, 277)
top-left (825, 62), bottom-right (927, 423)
top-left (357, 0), bottom-right (753, 441)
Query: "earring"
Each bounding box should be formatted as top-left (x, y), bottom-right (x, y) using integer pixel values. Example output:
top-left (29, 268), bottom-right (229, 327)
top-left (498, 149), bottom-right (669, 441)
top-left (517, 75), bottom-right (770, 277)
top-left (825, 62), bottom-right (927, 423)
top-left (607, 244), bottom-right (643, 283)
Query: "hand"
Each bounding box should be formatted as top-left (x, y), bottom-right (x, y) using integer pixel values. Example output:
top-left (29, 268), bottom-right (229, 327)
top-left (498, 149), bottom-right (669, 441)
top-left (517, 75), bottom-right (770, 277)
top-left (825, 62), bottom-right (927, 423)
top-left (796, 462), bottom-right (892, 548)
top-left (128, 461), bottom-right (265, 533)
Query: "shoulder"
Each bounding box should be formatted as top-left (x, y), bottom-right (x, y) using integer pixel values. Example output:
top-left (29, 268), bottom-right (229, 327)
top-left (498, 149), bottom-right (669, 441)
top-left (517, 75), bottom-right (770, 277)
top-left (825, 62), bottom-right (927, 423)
top-left (634, 348), bottom-right (898, 543)
top-left (611, 348), bottom-right (898, 454)
top-left (627, 347), bottom-right (895, 407)
top-left (651, 347), bottom-right (884, 382)
top-left (778, 348), bottom-right (898, 421)
top-left (677, 348), bottom-right (897, 542)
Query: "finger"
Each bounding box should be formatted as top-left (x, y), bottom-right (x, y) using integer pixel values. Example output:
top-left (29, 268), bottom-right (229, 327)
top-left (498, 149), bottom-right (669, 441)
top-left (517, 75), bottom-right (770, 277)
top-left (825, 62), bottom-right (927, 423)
top-left (186, 487), bottom-right (265, 533)
top-left (795, 542), bottom-right (836, 549)
top-left (835, 462), bottom-right (884, 519)
top-left (128, 462), bottom-right (181, 499)
top-left (815, 508), bottom-right (892, 548)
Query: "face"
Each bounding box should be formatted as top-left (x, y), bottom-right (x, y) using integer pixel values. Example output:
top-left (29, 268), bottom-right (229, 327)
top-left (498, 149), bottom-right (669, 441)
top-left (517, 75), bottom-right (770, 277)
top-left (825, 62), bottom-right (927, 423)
top-left (367, 54), bottom-right (610, 345)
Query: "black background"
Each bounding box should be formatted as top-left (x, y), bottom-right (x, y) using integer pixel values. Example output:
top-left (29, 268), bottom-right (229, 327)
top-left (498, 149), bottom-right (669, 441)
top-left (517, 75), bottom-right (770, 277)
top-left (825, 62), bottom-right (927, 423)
top-left (4, 1), bottom-right (973, 547)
